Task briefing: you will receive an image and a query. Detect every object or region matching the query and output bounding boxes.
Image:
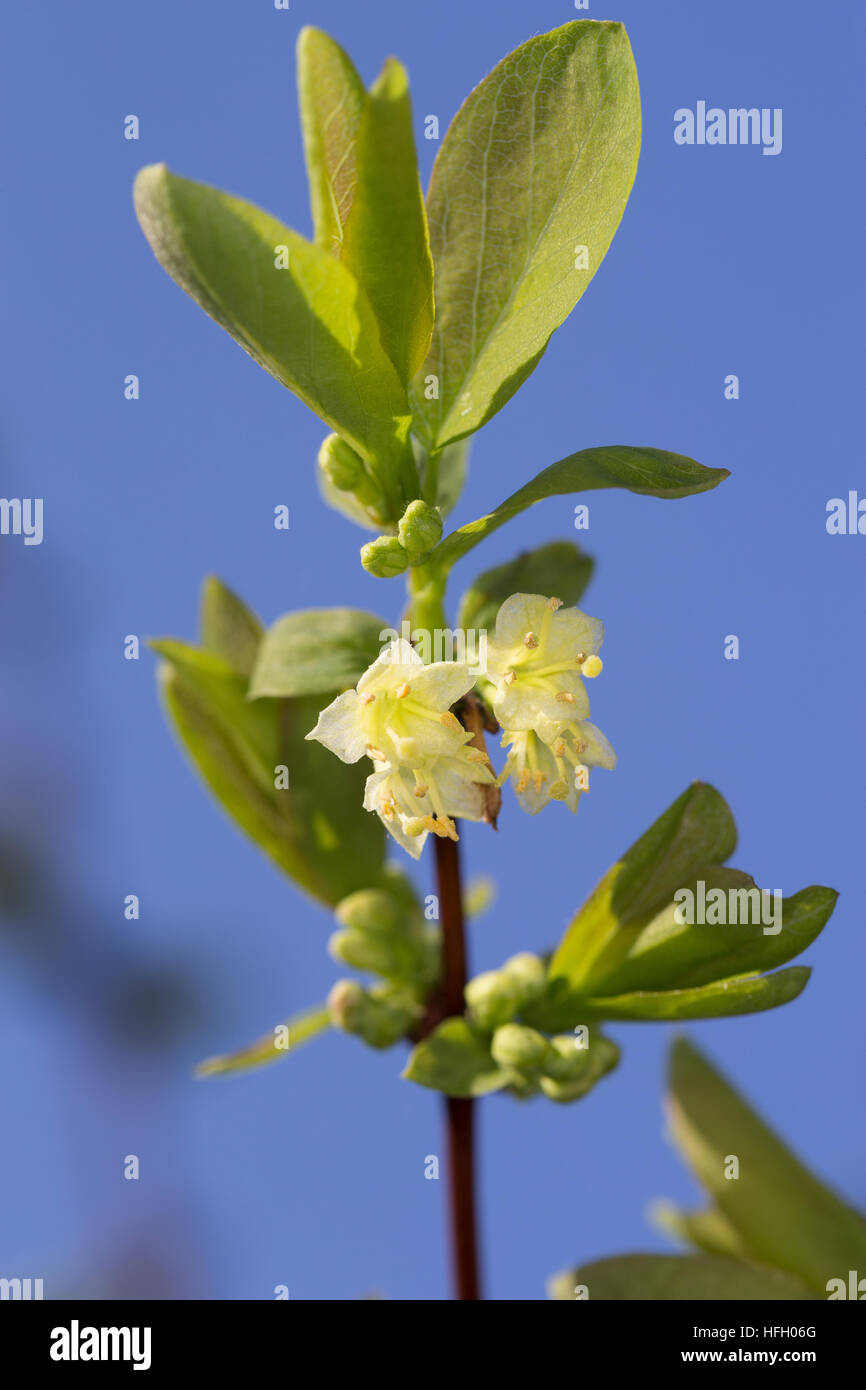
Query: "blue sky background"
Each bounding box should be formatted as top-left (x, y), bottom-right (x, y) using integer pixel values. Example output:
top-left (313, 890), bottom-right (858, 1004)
top-left (2, 0), bottom-right (863, 1300)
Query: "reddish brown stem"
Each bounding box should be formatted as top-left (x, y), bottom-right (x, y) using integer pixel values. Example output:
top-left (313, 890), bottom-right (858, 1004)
top-left (434, 834), bottom-right (482, 1301)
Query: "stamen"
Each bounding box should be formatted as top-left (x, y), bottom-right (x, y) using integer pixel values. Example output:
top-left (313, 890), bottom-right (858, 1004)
top-left (361, 693), bottom-right (376, 705)
top-left (504, 669), bottom-right (517, 685)
top-left (581, 655), bottom-right (603, 678)
top-left (555, 691), bottom-right (575, 704)
top-left (395, 681), bottom-right (411, 698)
top-left (440, 711), bottom-right (462, 729)
top-left (414, 784), bottom-right (428, 798)
top-left (547, 596), bottom-right (563, 611)
top-left (516, 769), bottom-right (531, 793)
top-left (574, 651), bottom-right (586, 665)
top-left (552, 738), bottom-right (566, 756)
top-left (523, 632), bottom-right (539, 649)
top-left (366, 744), bottom-right (387, 762)
top-left (533, 770), bottom-right (545, 793)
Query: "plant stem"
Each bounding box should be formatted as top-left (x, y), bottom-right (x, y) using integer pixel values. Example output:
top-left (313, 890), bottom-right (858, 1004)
top-left (434, 834), bottom-right (482, 1301)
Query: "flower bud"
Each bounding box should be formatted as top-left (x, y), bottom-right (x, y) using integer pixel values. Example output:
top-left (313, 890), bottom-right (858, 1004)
top-left (502, 952), bottom-right (546, 1003)
top-left (540, 1075), bottom-right (592, 1104)
top-left (397, 499), bottom-right (443, 557)
top-left (491, 1023), bottom-right (554, 1073)
top-left (360, 535), bottom-right (410, 578)
top-left (543, 1034), bottom-right (590, 1082)
top-left (464, 969), bottom-right (523, 1029)
top-left (327, 979), bottom-right (417, 1049)
top-left (318, 433), bottom-right (365, 492)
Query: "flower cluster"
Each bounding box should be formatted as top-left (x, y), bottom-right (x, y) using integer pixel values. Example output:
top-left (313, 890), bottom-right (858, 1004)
top-left (483, 593), bottom-right (615, 814)
top-left (308, 594), bottom-right (615, 857)
top-left (306, 638), bottom-right (494, 858)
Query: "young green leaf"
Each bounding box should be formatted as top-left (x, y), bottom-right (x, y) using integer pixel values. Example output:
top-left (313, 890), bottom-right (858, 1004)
top-left (433, 447), bottom-right (730, 570)
top-left (296, 27), bottom-right (366, 253)
top-left (199, 575), bottom-right (263, 680)
top-left (196, 1005), bottom-right (331, 1078)
top-left (456, 540), bottom-right (593, 635)
top-left (548, 1254), bottom-right (816, 1302)
top-left (248, 609), bottom-right (387, 700)
top-left (549, 784), bottom-right (738, 989)
top-left (413, 20), bottom-right (641, 447)
top-left (667, 1039), bottom-right (866, 1294)
top-left (403, 1018), bottom-right (512, 1097)
top-left (342, 57), bottom-right (434, 385)
top-left (154, 644), bottom-right (386, 907)
top-left (562, 966), bottom-right (811, 1023)
top-left (133, 165), bottom-right (415, 504)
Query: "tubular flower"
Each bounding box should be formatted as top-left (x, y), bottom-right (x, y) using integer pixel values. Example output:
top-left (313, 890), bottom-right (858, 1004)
top-left (484, 593), bottom-right (605, 732)
top-left (306, 638), bottom-right (495, 857)
top-left (500, 715), bottom-right (616, 815)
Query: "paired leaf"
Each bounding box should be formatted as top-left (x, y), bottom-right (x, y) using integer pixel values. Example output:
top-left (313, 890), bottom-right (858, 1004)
top-left (413, 20), bottom-right (641, 447)
top-left (548, 1254), bottom-right (816, 1301)
top-left (133, 165), bottom-right (412, 488)
top-left (666, 1039), bottom-right (866, 1295)
top-left (433, 447), bottom-right (730, 570)
top-left (457, 540), bottom-right (593, 635)
top-left (523, 784), bottom-right (835, 1025)
top-left (297, 28), bottom-right (366, 253)
top-left (249, 608), bottom-right (386, 700)
top-left (196, 1005), bottom-right (331, 1078)
top-left (549, 784), bottom-right (737, 988)
top-left (342, 58), bottom-right (434, 385)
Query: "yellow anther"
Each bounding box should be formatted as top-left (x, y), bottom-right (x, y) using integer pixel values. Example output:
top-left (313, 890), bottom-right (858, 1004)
top-left (361, 693), bottom-right (376, 705)
top-left (516, 770), bottom-right (531, 793)
top-left (414, 784), bottom-right (428, 798)
top-left (440, 711), bottom-right (462, 729)
top-left (555, 690), bottom-right (575, 704)
top-left (574, 651), bottom-right (586, 665)
top-left (366, 744), bottom-right (387, 762)
top-left (533, 770), bottom-right (545, 793)
top-left (395, 681), bottom-right (411, 698)
top-left (552, 738), bottom-right (566, 756)
top-left (581, 655), bottom-right (603, 678)
top-left (523, 632), bottom-right (539, 649)
top-left (547, 596), bottom-right (563, 611)
top-left (466, 747), bottom-right (489, 764)
top-left (504, 669), bottom-right (517, 685)
top-left (404, 817), bottom-right (427, 837)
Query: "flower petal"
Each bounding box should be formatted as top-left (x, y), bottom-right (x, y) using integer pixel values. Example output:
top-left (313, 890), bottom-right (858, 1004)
top-left (306, 690), bottom-right (366, 762)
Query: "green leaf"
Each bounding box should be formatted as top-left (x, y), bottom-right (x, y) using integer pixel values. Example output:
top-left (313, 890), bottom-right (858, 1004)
top-left (133, 164), bottom-right (414, 502)
top-left (548, 1254), bottom-right (817, 1301)
top-left (552, 966), bottom-right (812, 1023)
top-left (199, 575), bottom-right (263, 679)
top-left (433, 447), bottom-right (730, 570)
top-left (667, 1039), bottom-right (866, 1295)
top-left (196, 1005), bottom-right (331, 1078)
top-left (248, 608), bottom-right (386, 700)
top-left (403, 1018), bottom-right (512, 1097)
top-left (154, 640), bottom-right (385, 907)
top-left (342, 57), bottom-right (434, 385)
top-left (414, 20), bottom-right (641, 448)
top-left (549, 784), bottom-right (738, 990)
top-left (650, 1199), bottom-right (748, 1260)
top-left (457, 540), bottom-right (593, 635)
top-left (576, 882), bottom-right (837, 1000)
top-left (296, 27), bottom-right (366, 254)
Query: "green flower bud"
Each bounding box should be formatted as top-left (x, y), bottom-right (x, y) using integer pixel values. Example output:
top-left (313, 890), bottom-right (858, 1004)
top-left (336, 888), bottom-right (406, 939)
top-left (464, 969), bottom-right (523, 1029)
top-left (318, 433), bottom-right (365, 491)
top-left (327, 980), bottom-right (417, 1049)
top-left (543, 1034), bottom-right (590, 1083)
top-left (501, 952), bottom-right (547, 1003)
top-left (327, 979), bottom-right (367, 1032)
top-left (360, 535), bottom-right (410, 578)
top-left (491, 1023), bottom-right (554, 1073)
top-left (540, 1074), bottom-right (594, 1104)
top-left (397, 499), bottom-right (443, 557)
